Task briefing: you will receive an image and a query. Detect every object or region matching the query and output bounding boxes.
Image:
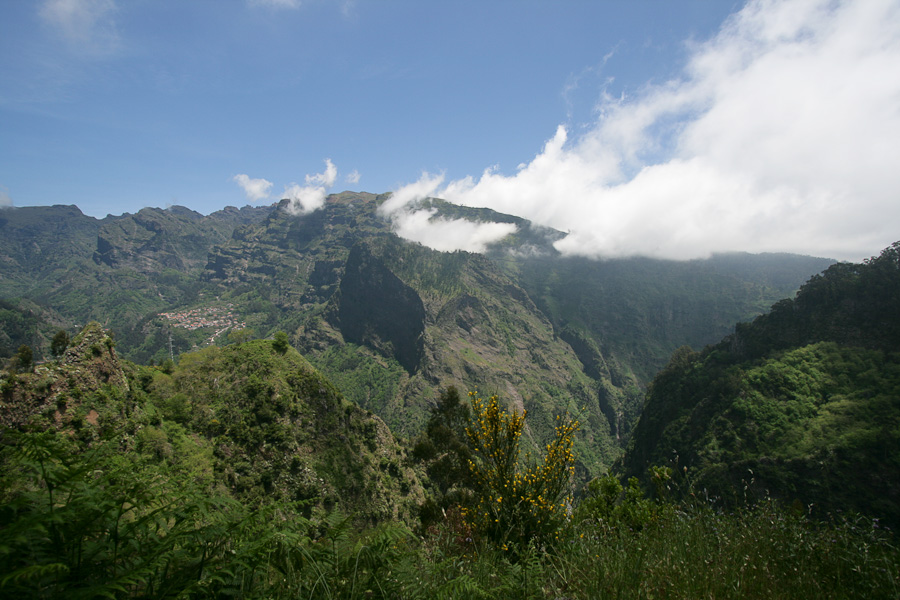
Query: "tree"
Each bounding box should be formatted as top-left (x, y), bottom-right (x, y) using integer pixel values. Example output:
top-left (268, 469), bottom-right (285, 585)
top-left (462, 391), bottom-right (578, 550)
top-left (413, 387), bottom-right (475, 528)
top-left (272, 331), bottom-right (289, 354)
top-left (50, 330), bottom-right (69, 359)
top-left (15, 344), bottom-right (33, 372)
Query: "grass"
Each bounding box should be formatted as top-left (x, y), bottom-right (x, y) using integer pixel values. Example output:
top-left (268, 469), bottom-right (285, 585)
top-left (2, 430), bottom-right (898, 599)
top-left (408, 499), bottom-right (899, 599)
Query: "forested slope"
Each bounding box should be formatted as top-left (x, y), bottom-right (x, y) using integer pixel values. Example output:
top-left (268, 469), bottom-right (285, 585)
top-left (622, 242), bottom-right (900, 525)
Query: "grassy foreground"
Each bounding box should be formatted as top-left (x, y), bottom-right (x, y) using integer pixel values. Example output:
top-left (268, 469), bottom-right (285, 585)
top-left (1, 430), bottom-right (896, 599)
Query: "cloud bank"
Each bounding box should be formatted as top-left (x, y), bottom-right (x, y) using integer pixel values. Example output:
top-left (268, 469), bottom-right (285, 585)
top-left (284, 159), bottom-right (337, 215)
top-left (376, 172), bottom-right (519, 253)
top-left (390, 208), bottom-right (518, 254)
top-left (391, 0), bottom-right (900, 262)
top-left (233, 174), bottom-right (273, 202)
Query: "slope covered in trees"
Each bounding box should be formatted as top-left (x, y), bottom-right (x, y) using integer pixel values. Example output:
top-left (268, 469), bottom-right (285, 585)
top-left (622, 242), bottom-right (900, 525)
top-left (0, 322), bottom-right (421, 524)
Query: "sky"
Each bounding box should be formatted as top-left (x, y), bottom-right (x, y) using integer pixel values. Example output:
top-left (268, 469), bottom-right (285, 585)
top-left (1, 0), bottom-right (898, 262)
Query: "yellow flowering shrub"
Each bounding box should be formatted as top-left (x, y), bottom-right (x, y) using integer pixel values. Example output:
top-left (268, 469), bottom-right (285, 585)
top-left (462, 391), bottom-right (578, 549)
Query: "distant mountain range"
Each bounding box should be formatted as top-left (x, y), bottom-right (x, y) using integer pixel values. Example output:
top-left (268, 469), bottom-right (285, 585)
top-left (0, 194), bottom-right (835, 477)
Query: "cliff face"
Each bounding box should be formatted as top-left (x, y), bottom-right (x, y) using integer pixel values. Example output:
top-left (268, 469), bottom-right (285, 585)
top-left (332, 243), bottom-right (426, 374)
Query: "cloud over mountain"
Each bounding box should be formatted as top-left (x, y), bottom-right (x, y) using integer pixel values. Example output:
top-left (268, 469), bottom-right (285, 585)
top-left (377, 173), bottom-right (518, 254)
top-left (392, 0), bottom-right (900, 262)
top-left (284, 159), bottom-right (337, 215)
top-left (389, 208), bottom-right (517, 254)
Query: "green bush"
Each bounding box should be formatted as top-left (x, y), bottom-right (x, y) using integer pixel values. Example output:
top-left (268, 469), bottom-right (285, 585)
top-left (273, 331), bottom-right (289, 354)
top-left (462, 391), bottom-right (578, 551)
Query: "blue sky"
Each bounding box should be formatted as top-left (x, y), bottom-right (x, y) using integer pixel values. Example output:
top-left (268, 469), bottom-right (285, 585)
top-left (2, 0), bottom-right (899, 261)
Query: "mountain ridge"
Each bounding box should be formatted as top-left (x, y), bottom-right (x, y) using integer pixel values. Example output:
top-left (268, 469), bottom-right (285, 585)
top-left (0, 194), bottom-right (835, 477)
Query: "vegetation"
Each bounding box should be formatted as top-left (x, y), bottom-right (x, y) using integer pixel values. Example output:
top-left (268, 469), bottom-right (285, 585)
top-left (462, 391), bottom-right (578, 551)
top-left (13, 345), bottom-right (33, 373)
top-left (310, 342), bottom-right (407, 425)
top-left (0, 195), bottom-right (828, 479)
top-left (624, 242), bottom-right (900, 526)
top-left (49, 330), bottom-right (69, 358)
top-left (2, 198), bottom-right (897, 596)
top-left (1, 409), bottom-right (896, 598)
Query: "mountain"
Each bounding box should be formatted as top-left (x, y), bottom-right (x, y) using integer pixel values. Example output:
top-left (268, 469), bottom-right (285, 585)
top-left (93, 204), bottom-right (269, 273)
top-left (507, 252), bottom-right (835, 435)
top-left (0, 205), bottom-right (101, 296)
top-left (0, 298), bottom-right (68, 360)
top-left (621, 242), bottom-right (900, 524)
top-left (198, 193), bottom-right (832, 475)
top-left (0, 203), bottom-right (267, 358)
top-left (203, 196), bottom-right (619, 472)
top-left (0, 195), bottom-right (833, 477)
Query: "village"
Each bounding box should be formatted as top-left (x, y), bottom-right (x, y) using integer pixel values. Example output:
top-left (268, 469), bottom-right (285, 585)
top-left (158, 305), bottom-right (246, 331)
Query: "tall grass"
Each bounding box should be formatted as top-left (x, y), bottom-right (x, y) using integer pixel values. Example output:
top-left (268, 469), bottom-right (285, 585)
top-left (406, 499), bottom-right (898, 599)
top-left (2, 431), bottom-right (897, 598)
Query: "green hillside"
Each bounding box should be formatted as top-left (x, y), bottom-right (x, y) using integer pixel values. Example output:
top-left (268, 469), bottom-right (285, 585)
top-left (0, 194), bottom-right (833, 479)
top-left (622, 242), bottom-right (900, 525)
top-left (0, 322), bottom-right (421, 524)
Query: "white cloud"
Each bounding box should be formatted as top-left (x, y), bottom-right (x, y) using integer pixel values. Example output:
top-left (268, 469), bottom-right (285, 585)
top-left (393, 0), bottom-right (900, 262)
top-left (378, 173), bottom-right (518, 254)
top-left (284, 159), bottom-right (338, 215)
top-left (379, 172), bottom-right (445, 215)
top-left (233, 174), bottom-right (273, 202)
top-left (346, 169), bottom-right (361, 185)
top-left (39, 0), bottom-right (119, 55)
top-left (390, 209), bottom-right (518, 254)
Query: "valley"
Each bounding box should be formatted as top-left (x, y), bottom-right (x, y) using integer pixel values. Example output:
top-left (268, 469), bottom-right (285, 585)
top-left (1, 194), bottom-right (896, 598)
top-left (0, 193), bottom-right (834, 474)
